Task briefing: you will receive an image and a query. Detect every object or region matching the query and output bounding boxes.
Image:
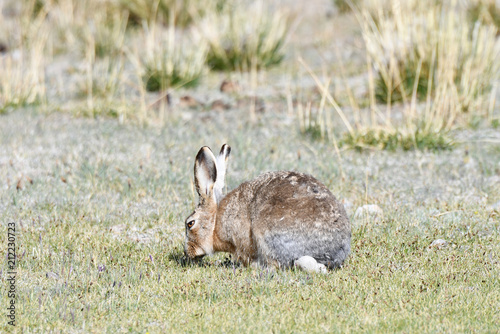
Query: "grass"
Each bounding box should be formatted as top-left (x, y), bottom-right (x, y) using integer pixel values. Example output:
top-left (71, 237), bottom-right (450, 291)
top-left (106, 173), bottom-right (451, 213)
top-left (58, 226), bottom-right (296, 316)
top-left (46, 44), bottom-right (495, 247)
top-left (333, 0), bottom-right (362, 13)
top-left (0, 41), bottom-right (47, 113)
top-left (198, 0), bottom-right (290, 71)
top-left (1, 110), bottom-right (499, 332)
top-left (340, 127), bottom-right (453, 151)
top-left (89, 11), bottom-right (128, 59)
top-left (374, 57), bottom-right (431, 105)
top-left (297, 0), bottom-right (500, 151)
top-left (118, 0), bottom-right (225, 27)
top-left (0, 0), bottom-right (49, 113)
top-left (137, 23), bottom-right (207, 92)
top-left (360, 0), bottom-right (500, 109)
top-left (468, 0), bottom-right (500, 29)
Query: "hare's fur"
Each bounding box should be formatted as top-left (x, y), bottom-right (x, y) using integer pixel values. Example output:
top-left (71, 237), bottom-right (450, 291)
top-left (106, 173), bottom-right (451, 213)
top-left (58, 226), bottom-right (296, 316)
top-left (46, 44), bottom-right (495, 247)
top-left (184, 145), bottom-right (351, 271)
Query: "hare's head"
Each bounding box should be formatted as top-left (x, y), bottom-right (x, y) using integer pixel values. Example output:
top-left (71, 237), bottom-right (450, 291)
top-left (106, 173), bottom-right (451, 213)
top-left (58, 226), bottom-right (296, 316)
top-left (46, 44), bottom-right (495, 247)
top-left (184, 144), bottom-right (231, 259)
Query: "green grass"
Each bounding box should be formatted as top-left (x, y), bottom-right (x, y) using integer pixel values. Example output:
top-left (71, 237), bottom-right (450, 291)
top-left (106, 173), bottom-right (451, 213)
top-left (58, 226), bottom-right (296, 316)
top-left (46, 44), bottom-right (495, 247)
top-left (374, 58), bottom-right (432, 104)
top-left (200, 1), bottom-right (289, 71)
top-left (138, 24), bottom-right (207, 92)
top-left (143, 62), bottom-right (202, 92)
top-left (468, 0), bottom-right (500, 29)
top-left (119, 0), bottom-right (226, 27)
top-left (1, 110), bottom-right (499, 332)
top-left (361, 0), bottom-right (500, 115)
top-left (333, 0), bottom-right (362, 13)
top-left (340, 127), bottom-right (454, 151)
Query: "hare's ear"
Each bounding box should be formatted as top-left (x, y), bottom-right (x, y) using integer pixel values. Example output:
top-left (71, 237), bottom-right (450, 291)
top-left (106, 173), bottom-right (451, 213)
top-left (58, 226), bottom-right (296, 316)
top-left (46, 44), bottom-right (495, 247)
top-left (194, 146), bottom-right (217, 200)
top-left (214, 144), bottom-right (231, 201)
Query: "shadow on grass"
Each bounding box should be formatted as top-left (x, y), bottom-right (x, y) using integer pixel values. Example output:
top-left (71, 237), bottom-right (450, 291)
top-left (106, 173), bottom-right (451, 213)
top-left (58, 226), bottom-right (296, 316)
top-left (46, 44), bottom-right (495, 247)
top-left (167, 247), bottom-right (241, 269)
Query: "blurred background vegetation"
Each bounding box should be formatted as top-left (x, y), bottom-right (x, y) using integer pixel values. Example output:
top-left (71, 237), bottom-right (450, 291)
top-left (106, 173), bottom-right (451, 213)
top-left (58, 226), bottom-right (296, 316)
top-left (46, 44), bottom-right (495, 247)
top-left (0, 0), bottom-right (499, 150)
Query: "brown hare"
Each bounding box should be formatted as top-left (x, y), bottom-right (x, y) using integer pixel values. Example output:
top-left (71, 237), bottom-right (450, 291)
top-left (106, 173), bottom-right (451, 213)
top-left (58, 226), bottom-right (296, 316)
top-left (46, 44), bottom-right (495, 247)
top-left (184, 144), bottom-right (351, 273)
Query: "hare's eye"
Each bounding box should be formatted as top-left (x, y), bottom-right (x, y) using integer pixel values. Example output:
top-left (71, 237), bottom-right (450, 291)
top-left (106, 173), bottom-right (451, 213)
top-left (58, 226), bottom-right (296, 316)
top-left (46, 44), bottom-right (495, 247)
top-left (186, 220), bottom-right (195, 229)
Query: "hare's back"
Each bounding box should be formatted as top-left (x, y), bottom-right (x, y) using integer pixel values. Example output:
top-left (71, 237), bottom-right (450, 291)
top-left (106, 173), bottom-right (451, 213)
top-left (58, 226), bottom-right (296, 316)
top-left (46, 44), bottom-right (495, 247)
top-left (249, 171), bottom-right (346, 226)
top-left (248, 171), bottom-right (350, 267)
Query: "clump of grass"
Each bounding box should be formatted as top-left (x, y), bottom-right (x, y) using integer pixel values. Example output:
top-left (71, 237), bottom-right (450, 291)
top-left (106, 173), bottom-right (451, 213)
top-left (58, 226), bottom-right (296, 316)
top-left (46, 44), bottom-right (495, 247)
top-left (374, 57), bottom-right (431, 104)
top-left (295, 0), bottom-right (499, 152)
top-left (198, 0), bottom-right (290, 71)
top-left (467, 0), bottom-right (500, 29)
top-left (137, 24), bottom-right (207, 92)
top-left (341, 127), bottom-right (453, 152)
top-left (0, 53), bottom-right (45, 112)
top-left (360, 0), bottom-right (500, 112)
top-left (333, 0), bottom-right (362, 14)
top-left (118, 0), bottom-right (225, 27)
top-left (0, 11), bottom-right (48, 113)
top-left (298, 103), bottom-right (327, 141)
top-left (77, 55), bottom-right (125, 103)
top-left (18, 0), bottom-right (119, 56)
top-left (88, 11), bottom-right (128, 58)
top-left (492, 118), bottom-right (500, 128)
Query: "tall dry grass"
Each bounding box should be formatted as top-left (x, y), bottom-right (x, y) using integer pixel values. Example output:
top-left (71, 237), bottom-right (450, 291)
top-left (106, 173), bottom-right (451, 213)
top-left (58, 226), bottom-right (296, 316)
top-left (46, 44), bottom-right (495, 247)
top-left (300, 0), bottom-right (500, 150)
top-left (197, 0), bottom-right (291, 71)
top-left (0, 1), bottom-right (49, 112)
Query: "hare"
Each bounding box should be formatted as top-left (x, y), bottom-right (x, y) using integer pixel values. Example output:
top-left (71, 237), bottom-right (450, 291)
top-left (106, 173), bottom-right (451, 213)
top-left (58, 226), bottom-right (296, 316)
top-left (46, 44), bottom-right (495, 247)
top-left (184, 144), bottom-right (351, 273)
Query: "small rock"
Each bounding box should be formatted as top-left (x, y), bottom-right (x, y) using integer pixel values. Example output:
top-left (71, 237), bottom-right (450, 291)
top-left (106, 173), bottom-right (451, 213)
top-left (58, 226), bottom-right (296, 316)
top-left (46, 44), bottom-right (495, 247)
top-left (220, 79), bottom-right (240, 93)
top-left (295, 256), bottom-right (327, 274)
top-left (430, 239), bottom-right (448, 249)
top-left (354, 204), bottom-right (384, 221)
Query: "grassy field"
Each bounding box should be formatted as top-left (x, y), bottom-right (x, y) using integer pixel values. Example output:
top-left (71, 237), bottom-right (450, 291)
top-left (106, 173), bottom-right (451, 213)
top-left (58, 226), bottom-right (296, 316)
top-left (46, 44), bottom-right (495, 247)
top-left (1, 0), bottom-right (500, 332)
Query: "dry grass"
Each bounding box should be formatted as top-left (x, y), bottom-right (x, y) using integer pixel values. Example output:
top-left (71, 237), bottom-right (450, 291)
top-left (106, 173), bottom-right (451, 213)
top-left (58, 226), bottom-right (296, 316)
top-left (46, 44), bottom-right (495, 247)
top-left (468, 0), bottom-right (500, 29)
top-left (362, 1), bottom-right (500, 111)
top-left (197, 0), bottom-right (291, 71)
top-left (134, 23), bottom-right (207, 92)
top-left (299, 0), bottom-right (500, 151)
top-left (118, 0), bottom-right (225, 27)
top-left (0, 2), bottom-right (48, 112)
